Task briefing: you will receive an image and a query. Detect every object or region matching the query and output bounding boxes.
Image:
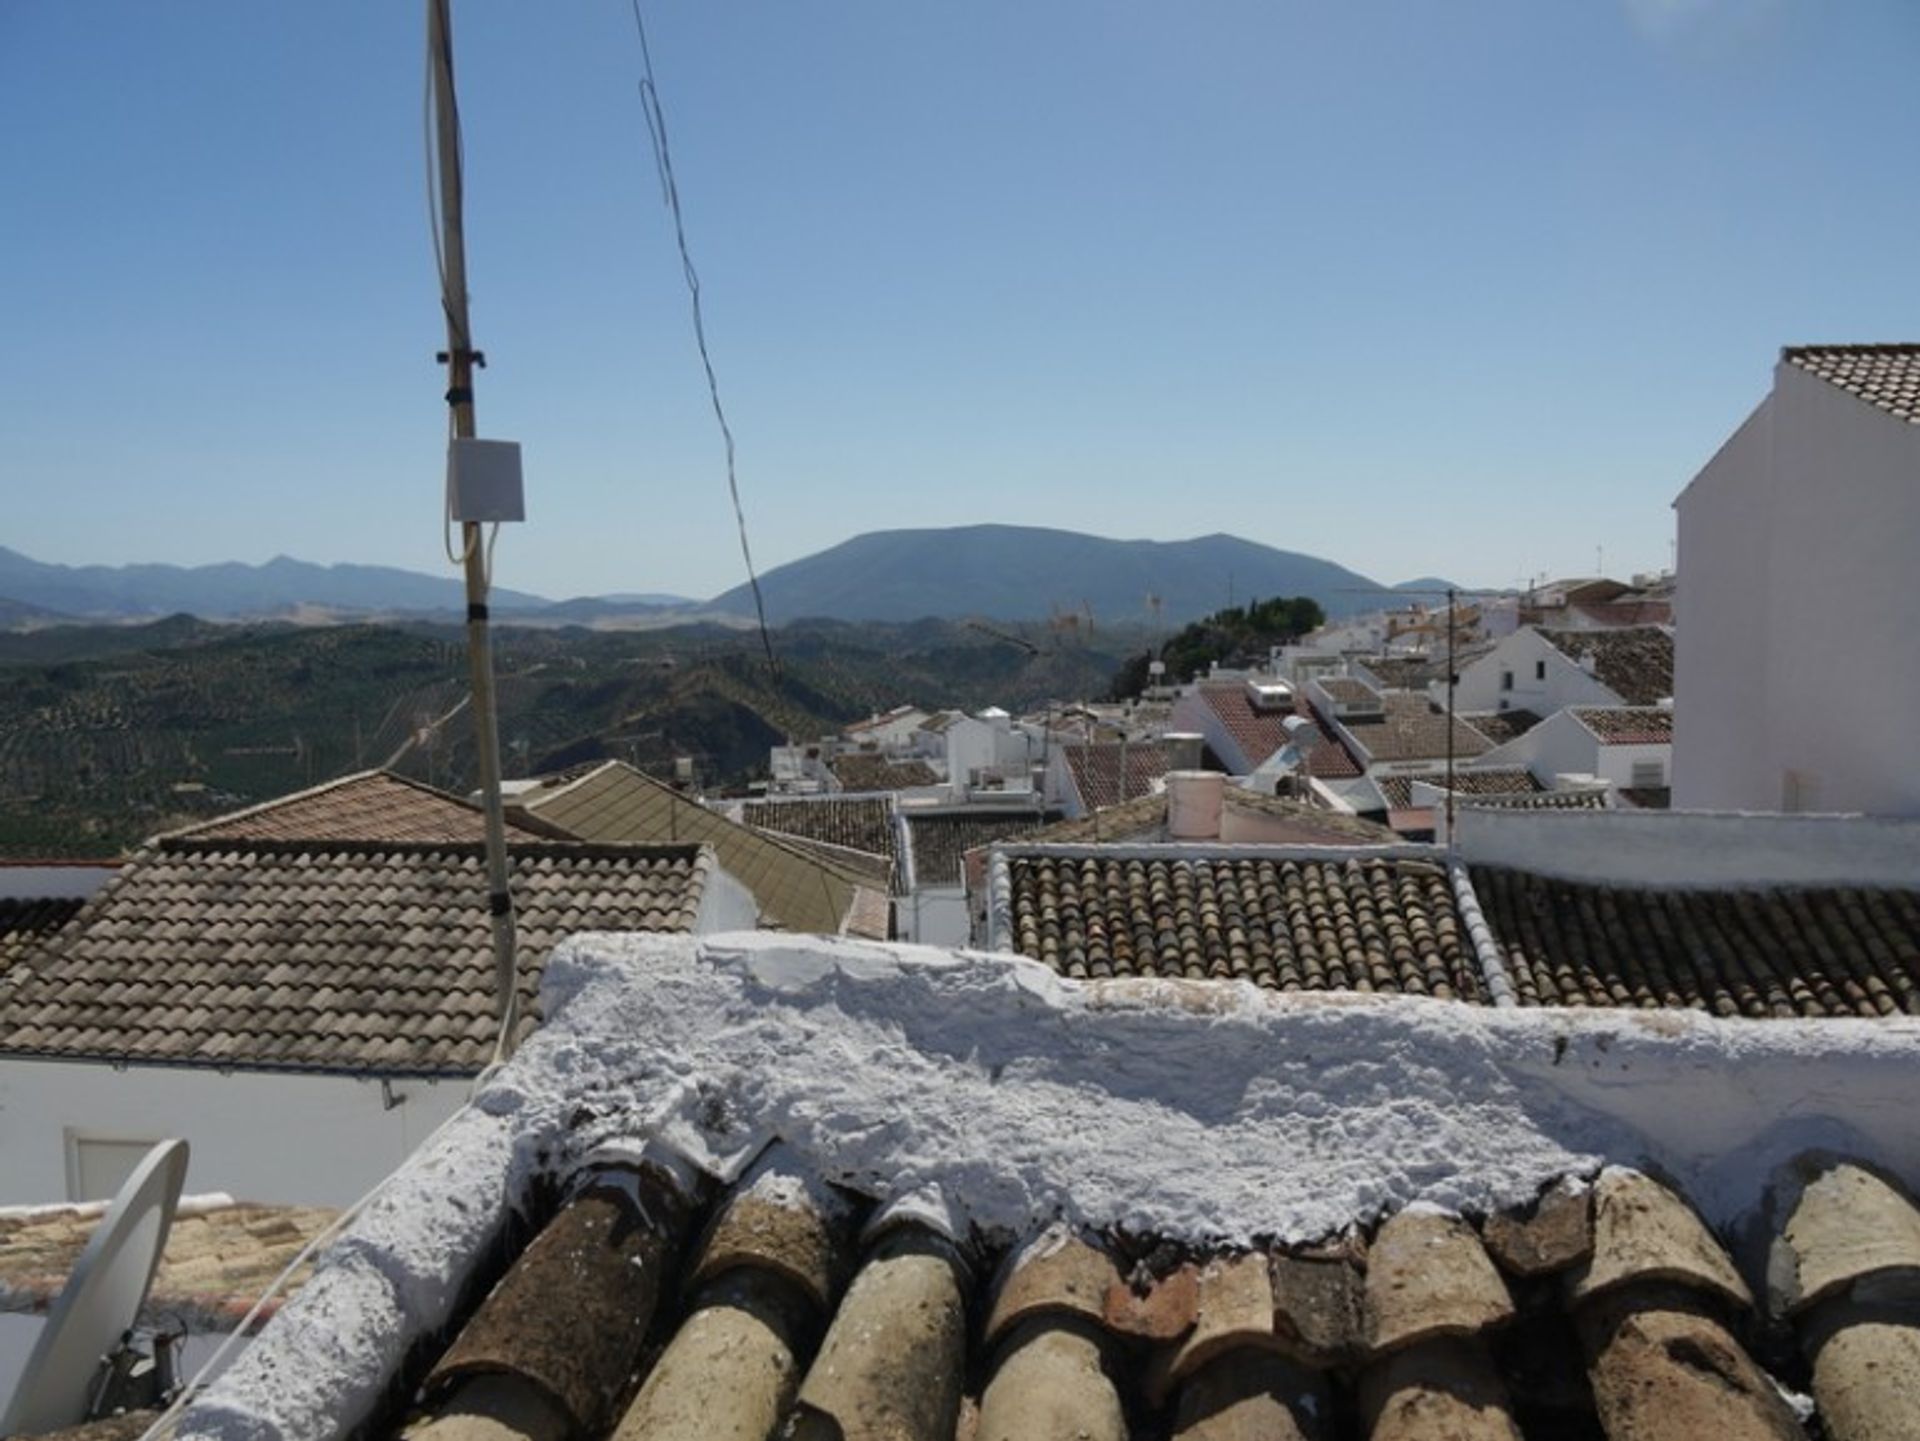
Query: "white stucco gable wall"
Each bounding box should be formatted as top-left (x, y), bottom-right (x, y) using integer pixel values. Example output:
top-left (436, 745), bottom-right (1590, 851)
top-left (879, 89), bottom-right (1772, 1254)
top-left (1448, 629), bottom-right (1621, 716)
top-left (1761, 363), bottom-right (1920, 815)
top-left (1672, 394), bottom-right (1775, 809)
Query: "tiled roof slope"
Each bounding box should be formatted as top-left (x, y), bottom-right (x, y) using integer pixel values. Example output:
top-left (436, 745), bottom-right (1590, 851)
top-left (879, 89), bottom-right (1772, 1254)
top-left (743, 796), bottom-right (898, 865)
top-left (1374, 768), bottom-right (1541, 810)
top-left (0, 896), bottom-right (85, 981)
top-left (0, 839), bottom-right (710, 1074)
top-left (1472, 866), bottom-right (1920, 1017)
top-left (1354, 653), bottom-right (1446, 689)
top-left (1194, 681), bottom-right (1361, 779)
top-left (1536, 626), bottom-right (1675, 706)
top-left (1786, 343), bottom-right (1920, 421)
top-left (1007, 852), bottom-right (1483, 998)
top-left (1575, 706), bottom-right (1674, 745)
top-left (0, 1200), bottom-right (336, 1331)
top-left (1020, 791), bottom-right (1399, 847)
top-left (1461, 709), bottom-right (1543, 746)
top-left (1339, 692), bottom-right (1492, 765)
top-left (511, 762), bottom-right (860, 936)
top-left (907, 811), bottom-right (1048, 888)
top-left (309, 1140), bottom-right (1898, 1441)
top-left (831, 754), bottom-right (939, 792)
top-left (169, 770), bottom-right (555, 844)
top-left (1062, 741), bottom-right (1171, 811)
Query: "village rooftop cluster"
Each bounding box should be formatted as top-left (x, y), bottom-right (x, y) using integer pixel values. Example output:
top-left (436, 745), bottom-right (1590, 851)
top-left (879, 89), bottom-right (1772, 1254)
top-left (1, 345), bottom-right (1918, 1438)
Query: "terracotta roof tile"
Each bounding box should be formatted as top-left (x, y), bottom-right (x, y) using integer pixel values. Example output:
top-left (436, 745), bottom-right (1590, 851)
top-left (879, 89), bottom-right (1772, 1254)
top-left (1062, 742), bottom-right (1172, 811)
top-left (1338, 692), bottom-right (1492, 766)
top-left (326, 1138), bottom-right (1844, 1441)
top-left (170, 770), bottom-right (554, 845)
top-left (908, 811), bottom-right (1049, 888)
top-left (0, 1200), bottom-right (337, 1331)
top-left (0, 895), bottom-right (86, 981)
top-left (1006, 851), bottom-right (1483, 998)
top-left (830, 754), bottom-right (940, 792)
top-left (512, 762), bottom-right (860, 935)
top-left (1536, 627), bottom-right (1674, 706)
top-left (1194, 682), bottom-right (1361, 779)
top-left (1574, 707), bottom-right (1674, 745)
top-left (1785, 343), bottom-right (1920, 422)
top-left (0, 838), bottom-right (711, 1073)
top-left (744, 797), bottom-right (898, 869)
top-left (1471, 867), bottom-right (1920, 1018)
top-left (1374, 768), bottom-right (1541, 810)
top-left (1460, 709), bottom-right (1543, 746)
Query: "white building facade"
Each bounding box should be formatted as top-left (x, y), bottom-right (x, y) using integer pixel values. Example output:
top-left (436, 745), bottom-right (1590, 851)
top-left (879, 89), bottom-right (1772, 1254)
top-left (1673, 347), bottom-right (1920, 815)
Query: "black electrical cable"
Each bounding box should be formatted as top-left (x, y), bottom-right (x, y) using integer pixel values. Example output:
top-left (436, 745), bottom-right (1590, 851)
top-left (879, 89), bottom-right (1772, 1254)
top-left (627, 0), bottom-right (780, 682)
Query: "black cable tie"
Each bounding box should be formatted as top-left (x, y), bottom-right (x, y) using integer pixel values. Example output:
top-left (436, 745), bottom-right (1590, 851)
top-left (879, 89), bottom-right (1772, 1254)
top-left (468, 602), bottom-right (488, 623)
top-left (444, 386), bottom-right (474, 407)
top-left (435, 348), bottom-right (487, 368)
top-left (488, 891), bottom-right (513, 917)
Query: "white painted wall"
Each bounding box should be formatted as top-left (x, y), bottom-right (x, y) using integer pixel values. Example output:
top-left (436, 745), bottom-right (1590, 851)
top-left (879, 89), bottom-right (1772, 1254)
top-left (0, 865), bottom-right (117, 901)
top-left (1675, 364), bottom-right (1920, 815)
top-left (899, 887), bottom-right (969, 947)
top-left (0, 1060), bottom-right (470, 1207)
top-left (696, 866), bottom-right (761, 933)
top-left (1456, 809), bottom-right (1920, 889)
top-left (1446, 628), bottom-right (1624, 715)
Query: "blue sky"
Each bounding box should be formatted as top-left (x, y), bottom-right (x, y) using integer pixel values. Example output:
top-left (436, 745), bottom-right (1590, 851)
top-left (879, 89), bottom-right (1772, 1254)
top-left (4, 2), bottom-right (1915, 601)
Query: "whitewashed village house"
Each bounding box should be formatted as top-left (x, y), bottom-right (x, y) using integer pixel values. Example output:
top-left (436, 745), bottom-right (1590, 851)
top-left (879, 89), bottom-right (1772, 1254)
top-left (0, 772), bottom-right (754, 1206)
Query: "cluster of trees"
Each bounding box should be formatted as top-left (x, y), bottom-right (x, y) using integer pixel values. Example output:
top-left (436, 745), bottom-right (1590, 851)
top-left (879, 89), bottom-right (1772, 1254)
top-left (1109, 595), bottom-right (1325, 699)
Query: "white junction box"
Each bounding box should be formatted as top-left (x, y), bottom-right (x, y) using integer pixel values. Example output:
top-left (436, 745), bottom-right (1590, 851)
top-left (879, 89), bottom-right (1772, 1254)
top-left (447, 438), bottom-right (525, 523)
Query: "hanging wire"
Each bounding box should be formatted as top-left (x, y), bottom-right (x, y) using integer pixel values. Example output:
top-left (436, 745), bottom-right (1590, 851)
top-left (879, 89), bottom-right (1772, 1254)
top-left (626, 0), bottom-right (779, 681)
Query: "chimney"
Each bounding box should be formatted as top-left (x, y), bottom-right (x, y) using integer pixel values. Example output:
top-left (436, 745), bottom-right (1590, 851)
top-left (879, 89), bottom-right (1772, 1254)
top-left (1166, 771), bottom-right (1226, 840)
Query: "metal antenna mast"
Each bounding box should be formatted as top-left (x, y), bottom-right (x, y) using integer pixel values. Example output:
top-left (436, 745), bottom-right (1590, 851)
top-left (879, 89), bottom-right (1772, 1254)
top-left (428, 0), bottom-right (519, 1064)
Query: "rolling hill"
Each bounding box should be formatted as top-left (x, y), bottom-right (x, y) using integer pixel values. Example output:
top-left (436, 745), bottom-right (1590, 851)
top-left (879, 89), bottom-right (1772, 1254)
top-left (706, 526), bottom-right (1388, 626)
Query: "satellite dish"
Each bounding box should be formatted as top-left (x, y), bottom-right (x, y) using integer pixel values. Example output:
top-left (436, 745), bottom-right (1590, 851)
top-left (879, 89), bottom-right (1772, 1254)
top-left (1, 1140), bottom-right (189, 1435)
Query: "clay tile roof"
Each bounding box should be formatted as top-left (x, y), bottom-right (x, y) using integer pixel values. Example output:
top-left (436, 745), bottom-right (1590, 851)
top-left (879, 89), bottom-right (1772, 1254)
top-left (169, 770), bottom-right (555, 845)
top-left (1460, 709), bottom-right (1543, 746)
top-left (0, 1199), bottom-right (338, 1331)
top-left (1023, 792), bottom-right (1173, 845)
top-left (1019, 791), bottom-right (1398, 848)
top-left (1338, 693), bottom-right (1492, 765)
top-left (1535, 627), bottom-right (1675, 706)
top-left (0, 838), bottom-right (713, 1074)
top-left (0, 895), bottom-right (85, 980)
top-left (1062, 742), bottom-right (1172, 812)
top-left (830, 754), bottom-right (940, 793)
top-left (314, 1146), bottom-right (1832, 1439)
top-left (1470, 866), bottom-right (1920, 1018)
top-left (1355, 654), bottom-right (1446, 690)
top-left (1006, 850), bottom-right (1483, 998)
top-left (1318, 676), bottom-right (1380, 706)
top-left (511, 762), bottom-right (862, 935)
top-left (908, 811), bottom-right (1049, 888)
top-left (1374, 768), bottom-right (1541, 810)
top-left (743, 797), bottom-right (898, 868)
top-left (1785, 343), bottom-right (1920, 422)
top-left (1573, 707), bottom-right (1674, 745)
top-left (1195, 682), bottom-right (1361, 779)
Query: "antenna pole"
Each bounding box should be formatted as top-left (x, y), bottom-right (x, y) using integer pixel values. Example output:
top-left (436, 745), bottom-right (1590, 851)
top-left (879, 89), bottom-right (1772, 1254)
top-left (429, 0), bottom-right (520, 1065)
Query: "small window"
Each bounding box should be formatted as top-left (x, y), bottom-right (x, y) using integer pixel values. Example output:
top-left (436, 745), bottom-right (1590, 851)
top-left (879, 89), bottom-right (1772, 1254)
top-left (1535, 660), bottom-right (1547, 681)
top-left (1500, 671), bottom-right (1514, 692)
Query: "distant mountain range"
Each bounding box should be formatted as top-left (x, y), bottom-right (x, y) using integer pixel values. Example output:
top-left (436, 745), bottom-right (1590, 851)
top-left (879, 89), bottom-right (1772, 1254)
top-left (0, 546), bottom-right (549, 621)
top-left (709, 525), bottom-right (1420, 624)
top-left (0, 530), bottom-right (1449, 628)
